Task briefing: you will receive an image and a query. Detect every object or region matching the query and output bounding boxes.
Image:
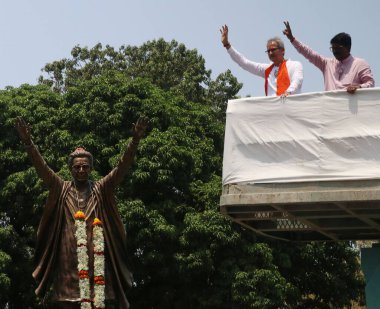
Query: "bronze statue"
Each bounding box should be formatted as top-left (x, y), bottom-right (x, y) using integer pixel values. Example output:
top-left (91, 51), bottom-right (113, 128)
top-left (15, 116), bottom-right (148, 309)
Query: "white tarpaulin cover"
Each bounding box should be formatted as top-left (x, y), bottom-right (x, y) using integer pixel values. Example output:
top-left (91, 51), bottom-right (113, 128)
top-left (223, 88), bottom-right (380, 185)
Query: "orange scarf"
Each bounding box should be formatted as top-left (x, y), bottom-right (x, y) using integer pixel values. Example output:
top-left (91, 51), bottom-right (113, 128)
top-left (264, 60), bottom-right (290, 96)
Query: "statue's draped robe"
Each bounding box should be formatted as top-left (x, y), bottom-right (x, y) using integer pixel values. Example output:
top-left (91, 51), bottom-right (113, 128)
top-left (26, 142), bottom-right (137, 309)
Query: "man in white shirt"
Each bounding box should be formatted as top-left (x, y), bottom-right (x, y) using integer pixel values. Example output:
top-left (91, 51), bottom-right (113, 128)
top-left (220, 24), bottom-right (303, 96)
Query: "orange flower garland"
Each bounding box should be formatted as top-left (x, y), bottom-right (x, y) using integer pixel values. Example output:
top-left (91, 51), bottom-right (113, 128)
top-left (75, 211), bottom-right (86, 220)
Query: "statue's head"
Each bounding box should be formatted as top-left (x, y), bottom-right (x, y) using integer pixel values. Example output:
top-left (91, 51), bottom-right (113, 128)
top-left (68, 147), bottom-right (93, 183)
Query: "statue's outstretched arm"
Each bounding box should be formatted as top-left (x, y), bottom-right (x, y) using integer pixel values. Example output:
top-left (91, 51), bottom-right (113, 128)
top-left (107, 116), bottom-right (148, 186)
top-left (15, 117), bottom-right (61, 188)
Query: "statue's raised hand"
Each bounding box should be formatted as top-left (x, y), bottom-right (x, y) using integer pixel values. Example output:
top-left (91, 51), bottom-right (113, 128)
top-left (132, 116), bottom-right (148, 140)
top-left (15, 116), bottom-right (33, 145)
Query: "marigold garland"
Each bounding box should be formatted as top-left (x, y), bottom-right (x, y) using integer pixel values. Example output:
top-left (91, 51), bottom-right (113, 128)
top-left (75, 211), bottom-right (86, 220)
top-left (74, 212), bottom-right (105, 309)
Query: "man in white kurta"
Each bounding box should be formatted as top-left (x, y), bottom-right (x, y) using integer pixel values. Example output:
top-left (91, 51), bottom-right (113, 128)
top-left (220, 24), bottom-right (303, 96)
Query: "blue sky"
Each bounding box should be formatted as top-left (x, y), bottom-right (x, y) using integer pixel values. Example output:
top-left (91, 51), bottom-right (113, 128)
top-left (1, 0), bottom-right (379, 97)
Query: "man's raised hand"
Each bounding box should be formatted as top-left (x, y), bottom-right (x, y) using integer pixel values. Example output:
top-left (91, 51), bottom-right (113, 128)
top-left (283, 21), bottom-right (295, 42)
top-left (220, 24), bottom-right (230, 47)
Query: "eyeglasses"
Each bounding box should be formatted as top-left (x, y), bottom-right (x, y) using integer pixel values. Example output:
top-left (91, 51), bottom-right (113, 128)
top-left (265, 48), bottom-right (280, 54)
top-left (329, 45), bottom-right (346, 52)
top-left (72, 164), bottom-right (91, 171)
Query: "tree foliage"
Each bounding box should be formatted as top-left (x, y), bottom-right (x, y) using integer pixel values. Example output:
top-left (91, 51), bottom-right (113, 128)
top-left (0, 39), bottom-right (365, 308)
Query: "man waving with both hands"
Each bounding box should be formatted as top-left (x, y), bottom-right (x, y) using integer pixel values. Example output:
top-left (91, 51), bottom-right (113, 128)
top-left (220, 24), bottom-right (303, 97)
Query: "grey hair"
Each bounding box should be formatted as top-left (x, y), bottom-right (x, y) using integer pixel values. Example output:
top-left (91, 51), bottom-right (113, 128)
top-left (267, 37), bottom-right (285, 49)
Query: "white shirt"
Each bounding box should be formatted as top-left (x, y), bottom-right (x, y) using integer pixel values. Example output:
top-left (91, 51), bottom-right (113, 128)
top-left (227, 46), bottom-right (303, 96)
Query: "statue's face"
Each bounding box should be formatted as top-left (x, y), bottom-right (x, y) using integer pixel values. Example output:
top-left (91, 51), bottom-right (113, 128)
top-left (71, 157), bottom-right (92, 183)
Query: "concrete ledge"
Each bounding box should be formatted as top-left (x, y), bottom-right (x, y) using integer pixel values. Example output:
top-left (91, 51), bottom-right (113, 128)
top-left (220, 180), bottom-right (380, 241)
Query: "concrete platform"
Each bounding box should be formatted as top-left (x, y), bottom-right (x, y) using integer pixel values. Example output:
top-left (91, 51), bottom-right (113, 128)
top-left (220, 180), bottom-right (380, 241)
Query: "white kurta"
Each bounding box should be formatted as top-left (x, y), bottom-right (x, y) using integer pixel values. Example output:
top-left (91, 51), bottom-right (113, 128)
top-left (227, 46), bottom-right (303, 96)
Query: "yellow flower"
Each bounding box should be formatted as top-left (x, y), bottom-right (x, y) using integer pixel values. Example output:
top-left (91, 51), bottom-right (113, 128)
top-left (93, 217), bottom-right (102, 226)
top-left (74, 211), bottom-right (86, 220)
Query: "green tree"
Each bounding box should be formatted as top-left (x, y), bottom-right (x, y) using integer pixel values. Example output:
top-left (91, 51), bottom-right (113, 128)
top-left (273, 241), bottom-right (365, 308)
top-left (39, 39), bottom-right (242, 107)
top-left (0, 230), bottom-right (12, 305)
top-left (0, 84), bottom-right (64, 308)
